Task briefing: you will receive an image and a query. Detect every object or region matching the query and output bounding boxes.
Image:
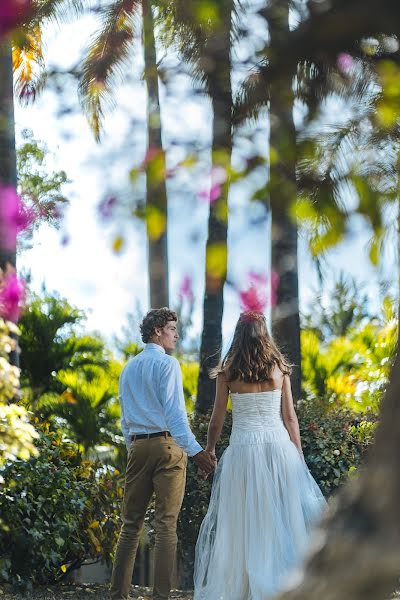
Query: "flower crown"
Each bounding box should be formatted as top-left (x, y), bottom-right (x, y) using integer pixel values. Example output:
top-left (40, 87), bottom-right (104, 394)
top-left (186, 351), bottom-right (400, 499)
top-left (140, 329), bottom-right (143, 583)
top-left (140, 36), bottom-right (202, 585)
top-left (239, 311), bottom-right (265, 323)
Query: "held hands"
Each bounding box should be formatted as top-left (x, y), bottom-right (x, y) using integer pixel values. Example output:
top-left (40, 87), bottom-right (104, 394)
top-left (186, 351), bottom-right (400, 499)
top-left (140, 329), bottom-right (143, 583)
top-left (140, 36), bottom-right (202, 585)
top-left (192, 449), bottom-right (217, 479)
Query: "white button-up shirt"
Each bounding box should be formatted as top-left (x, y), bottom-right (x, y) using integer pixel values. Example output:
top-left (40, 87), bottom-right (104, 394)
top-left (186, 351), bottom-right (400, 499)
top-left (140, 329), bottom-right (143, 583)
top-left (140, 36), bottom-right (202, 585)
top-left (119, 343), bottom-right (203, 457)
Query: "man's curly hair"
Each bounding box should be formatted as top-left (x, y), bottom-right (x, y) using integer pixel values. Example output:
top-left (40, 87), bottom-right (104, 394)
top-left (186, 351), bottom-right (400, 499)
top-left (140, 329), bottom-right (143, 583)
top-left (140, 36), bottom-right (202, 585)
top-left (140, 308), bottom-right (178, 343)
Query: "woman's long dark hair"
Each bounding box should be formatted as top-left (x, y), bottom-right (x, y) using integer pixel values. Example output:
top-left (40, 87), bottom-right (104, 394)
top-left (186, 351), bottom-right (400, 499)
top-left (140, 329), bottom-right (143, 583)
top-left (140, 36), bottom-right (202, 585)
top-left (211, 311), bottom-right (292, 382)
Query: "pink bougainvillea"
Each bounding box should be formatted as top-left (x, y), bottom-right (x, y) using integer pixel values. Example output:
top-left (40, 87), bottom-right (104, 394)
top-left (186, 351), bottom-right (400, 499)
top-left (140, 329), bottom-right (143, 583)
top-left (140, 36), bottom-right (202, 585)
top-left (178, 274), bottom-right (194, 303)
top-left (0, 185), bottom-right (35, 250)
top-left (0, 270), bottom-right (26, 322)
top-left (197, 166), bottom-right (227, 204)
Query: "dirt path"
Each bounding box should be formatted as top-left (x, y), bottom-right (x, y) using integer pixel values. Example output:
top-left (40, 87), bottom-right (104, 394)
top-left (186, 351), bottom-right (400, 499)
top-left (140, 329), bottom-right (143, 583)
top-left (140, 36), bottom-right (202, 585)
top-left (0, 584), bottom-right (193, 600)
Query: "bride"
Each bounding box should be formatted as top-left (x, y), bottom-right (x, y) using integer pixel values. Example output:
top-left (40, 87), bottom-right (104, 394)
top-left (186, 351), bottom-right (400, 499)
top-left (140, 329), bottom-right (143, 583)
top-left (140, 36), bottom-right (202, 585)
top-left (194, 311), bottom-right (327, 600)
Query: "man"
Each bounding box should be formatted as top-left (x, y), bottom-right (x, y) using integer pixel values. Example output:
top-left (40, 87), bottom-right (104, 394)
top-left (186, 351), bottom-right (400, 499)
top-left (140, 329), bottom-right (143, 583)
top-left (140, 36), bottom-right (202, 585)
top-left (110, 308), bottom-right (215, 600)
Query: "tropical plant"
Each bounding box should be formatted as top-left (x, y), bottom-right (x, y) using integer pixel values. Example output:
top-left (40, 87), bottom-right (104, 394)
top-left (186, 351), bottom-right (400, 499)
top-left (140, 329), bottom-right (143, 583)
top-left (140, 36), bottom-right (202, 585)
top-left (0, 317), bottom-right (39, 467)
top-left (0, 426), bottom-right (123, 589)
top-left (79, 0), bottom-right (170, 307)
top-left (37, 364), bottom-right (122, 455)
top-left (18, 292), bottom-right (109, 402)
top-left (302, 296), bottom-right (397, 412)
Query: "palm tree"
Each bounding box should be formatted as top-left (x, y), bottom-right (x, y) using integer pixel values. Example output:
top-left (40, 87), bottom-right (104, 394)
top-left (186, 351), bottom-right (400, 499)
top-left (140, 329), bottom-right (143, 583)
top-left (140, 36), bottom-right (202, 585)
top-left (267, 0), bottom-right (301, 400)
top-left (0, 39), bottom-right (18, 271)
top-left (196, 0), bottom-right (234, 413)
top-left (79, 0), bottom-right (169, 308)
top-left (158, 0), bottom-right (235, 412)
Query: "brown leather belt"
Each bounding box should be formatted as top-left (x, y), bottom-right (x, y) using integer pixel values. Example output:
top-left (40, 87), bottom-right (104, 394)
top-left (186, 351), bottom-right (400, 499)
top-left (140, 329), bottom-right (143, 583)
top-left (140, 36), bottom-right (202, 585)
top-left (131, 431), bottom-right (171, 442)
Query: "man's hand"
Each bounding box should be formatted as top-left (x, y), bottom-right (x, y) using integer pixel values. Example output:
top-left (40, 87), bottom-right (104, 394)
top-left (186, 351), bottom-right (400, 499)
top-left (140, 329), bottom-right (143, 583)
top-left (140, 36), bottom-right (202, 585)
top-left (192, 450), bottom-right (216, 475)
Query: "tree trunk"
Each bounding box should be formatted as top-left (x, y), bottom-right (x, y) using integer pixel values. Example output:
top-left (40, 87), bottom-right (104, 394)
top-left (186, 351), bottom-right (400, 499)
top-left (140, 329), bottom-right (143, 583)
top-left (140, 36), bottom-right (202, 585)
top-left (0, 39), bottom-right (17, 270)
top-left (277, 352), bottom-right (400, 600)
top-left (142, 0), bottom-right (169, 309)
top-left (268, 1), bottom-right (301, 401)
top-left (0, 39), bottom-right (19, 369)
top-left (195, 0), bottom-right (233, 414)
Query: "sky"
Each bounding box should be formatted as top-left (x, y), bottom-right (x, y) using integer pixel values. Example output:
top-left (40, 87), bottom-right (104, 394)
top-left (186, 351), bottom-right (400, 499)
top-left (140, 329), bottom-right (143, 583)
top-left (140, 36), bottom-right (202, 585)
top-left (15, 7), bottom-right (398, 349)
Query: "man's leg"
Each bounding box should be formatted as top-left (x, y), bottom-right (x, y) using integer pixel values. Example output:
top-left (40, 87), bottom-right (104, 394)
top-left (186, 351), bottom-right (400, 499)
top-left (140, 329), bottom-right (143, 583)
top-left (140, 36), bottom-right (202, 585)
top-left (110, 441), bottom-right (154, 600)
top-left (152, 440), bottom-right (187, 600)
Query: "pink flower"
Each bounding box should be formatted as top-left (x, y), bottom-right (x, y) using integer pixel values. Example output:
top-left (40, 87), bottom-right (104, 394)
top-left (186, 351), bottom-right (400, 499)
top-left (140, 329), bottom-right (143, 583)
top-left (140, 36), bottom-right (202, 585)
top-left (337, 53), bottom-right (353, 73)
top-left (198, 183), bottom-right (221, 204)
top-left (98, 196), bottom-right (117, 219)
top-left (237, 270), bottom-right (280, 312)
top-left (239, 285), bottom-right (267, 313)
top-left (0, 271), bottom-right (26, 321)
top-left (0, 185), bottom-right (35, 250)
top-left (179, 274), bottom-right (194, 302)
top-left (0, 0), bottom-right (32, 35)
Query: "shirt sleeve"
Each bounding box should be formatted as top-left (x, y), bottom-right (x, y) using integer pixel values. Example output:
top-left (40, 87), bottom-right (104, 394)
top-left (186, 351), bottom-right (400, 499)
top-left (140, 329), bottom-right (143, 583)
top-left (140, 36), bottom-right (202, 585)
top-left (160, 357), bottom-right (203, 457)
top-left (119, 371), bottom-right (131, 449)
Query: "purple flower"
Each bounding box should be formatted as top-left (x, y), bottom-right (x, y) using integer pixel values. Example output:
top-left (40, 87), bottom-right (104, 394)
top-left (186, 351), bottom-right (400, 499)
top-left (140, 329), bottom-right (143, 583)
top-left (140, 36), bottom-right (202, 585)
top-left (0, 271), bottom-right (26, 322)
top-left (179, 274), bottom-right (194, 302)
top-left (98, 196), bottom-right (117, 219)
top-left (0, 185), bottom-right (35, 250)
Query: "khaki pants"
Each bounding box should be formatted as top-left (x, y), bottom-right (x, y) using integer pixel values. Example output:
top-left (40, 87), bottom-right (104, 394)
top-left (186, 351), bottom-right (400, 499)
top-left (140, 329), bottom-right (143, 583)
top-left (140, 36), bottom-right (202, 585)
top-left (110, 436), bottom-right (187, 600)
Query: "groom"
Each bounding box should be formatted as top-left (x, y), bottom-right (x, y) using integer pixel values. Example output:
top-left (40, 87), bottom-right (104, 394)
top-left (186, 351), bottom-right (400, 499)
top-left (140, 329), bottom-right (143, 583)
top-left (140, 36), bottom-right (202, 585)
top-left (110, 307), bottom-right (215, 600)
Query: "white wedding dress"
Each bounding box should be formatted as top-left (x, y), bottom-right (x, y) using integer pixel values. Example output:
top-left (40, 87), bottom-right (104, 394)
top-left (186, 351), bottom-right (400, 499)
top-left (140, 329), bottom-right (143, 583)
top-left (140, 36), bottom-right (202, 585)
top-left (193, 390), bottom-right (327, 600)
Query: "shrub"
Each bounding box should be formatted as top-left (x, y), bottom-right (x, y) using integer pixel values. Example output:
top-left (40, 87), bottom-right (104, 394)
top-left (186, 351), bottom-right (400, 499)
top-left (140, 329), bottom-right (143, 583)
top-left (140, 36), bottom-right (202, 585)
top-left (0, 426), bottom-right (123, 589)
top-left (297, 401), bottom-right (377, 496)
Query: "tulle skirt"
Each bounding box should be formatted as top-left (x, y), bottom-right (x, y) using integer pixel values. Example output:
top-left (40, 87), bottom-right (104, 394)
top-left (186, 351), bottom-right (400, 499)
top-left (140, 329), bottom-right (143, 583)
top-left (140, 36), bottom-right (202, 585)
top-left (193, 427), bottom-right (327, 600)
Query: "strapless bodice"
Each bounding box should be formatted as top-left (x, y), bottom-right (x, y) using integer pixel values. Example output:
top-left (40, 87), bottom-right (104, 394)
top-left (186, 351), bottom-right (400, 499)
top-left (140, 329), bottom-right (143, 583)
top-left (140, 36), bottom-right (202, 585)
top-left (229, 390), bottom-right (289, 444)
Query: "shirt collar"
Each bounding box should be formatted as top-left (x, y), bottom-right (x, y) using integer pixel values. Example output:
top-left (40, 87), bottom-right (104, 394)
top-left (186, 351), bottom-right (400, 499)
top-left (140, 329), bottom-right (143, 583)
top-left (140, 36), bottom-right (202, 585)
top-left (145, 343), bottom-right (166, 354)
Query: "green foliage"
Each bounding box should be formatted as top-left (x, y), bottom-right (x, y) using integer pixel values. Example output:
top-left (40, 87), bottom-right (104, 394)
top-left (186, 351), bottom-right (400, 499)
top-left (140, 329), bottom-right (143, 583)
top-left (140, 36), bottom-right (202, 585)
top-left (302, 275), bottom-right (370, 340)
top-left (19, 293), bottom-right (108, 401)
top-left (37, 364), bottom-right (122, 455)
top-left (0, 427), bottom-right (123, 589)
top-left (302, 295), bottom-right (397, 411)
top-left (0, 319), bottom-right (38, 468)
top-left (17, 129), bottom-right (69, 240)
top-left (297, 401), bottom-right (377, 496)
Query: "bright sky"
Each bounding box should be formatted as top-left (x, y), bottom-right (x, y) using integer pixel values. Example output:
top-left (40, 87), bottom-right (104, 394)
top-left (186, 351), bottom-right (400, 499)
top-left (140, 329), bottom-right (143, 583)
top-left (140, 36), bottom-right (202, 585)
top-left (16, 10), bottom-right (397, 348)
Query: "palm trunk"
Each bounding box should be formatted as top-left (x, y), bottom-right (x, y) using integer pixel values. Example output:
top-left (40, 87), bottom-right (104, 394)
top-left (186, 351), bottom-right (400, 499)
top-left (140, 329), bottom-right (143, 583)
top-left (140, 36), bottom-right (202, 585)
top-left (0, 39), bottom-right (19, 369)
top-left (0, 39), bottom-right (17, 270)
top-left (142, 0), bottom-right (169, 308)
top-left (268, 1), bottom-right (301, 401)
top-left (196, 0), bottom-right (233, 414)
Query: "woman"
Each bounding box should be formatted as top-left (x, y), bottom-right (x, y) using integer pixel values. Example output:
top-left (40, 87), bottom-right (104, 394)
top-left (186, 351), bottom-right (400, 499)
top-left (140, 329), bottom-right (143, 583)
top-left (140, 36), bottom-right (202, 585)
top-left (194, 311), bottom-right (326, 600)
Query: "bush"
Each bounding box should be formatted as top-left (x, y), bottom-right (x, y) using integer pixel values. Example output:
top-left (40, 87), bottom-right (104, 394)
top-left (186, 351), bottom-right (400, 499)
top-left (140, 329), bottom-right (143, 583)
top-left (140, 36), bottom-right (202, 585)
top-left (0, 426), bottom-right (123, 589)
top-left (177, 402), bottom-right (377, 582)
top-left (297, 401), bottom-right (377, 496)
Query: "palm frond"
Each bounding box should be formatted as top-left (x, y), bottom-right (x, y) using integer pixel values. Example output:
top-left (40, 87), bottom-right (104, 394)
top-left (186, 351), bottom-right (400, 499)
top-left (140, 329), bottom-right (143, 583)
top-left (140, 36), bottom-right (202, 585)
top-left (79, 0), bottom-right (140, 140)
top-left (29, 0), bottom-right (86, 27)
top-left (12, 26), bottom-right (46, 104)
